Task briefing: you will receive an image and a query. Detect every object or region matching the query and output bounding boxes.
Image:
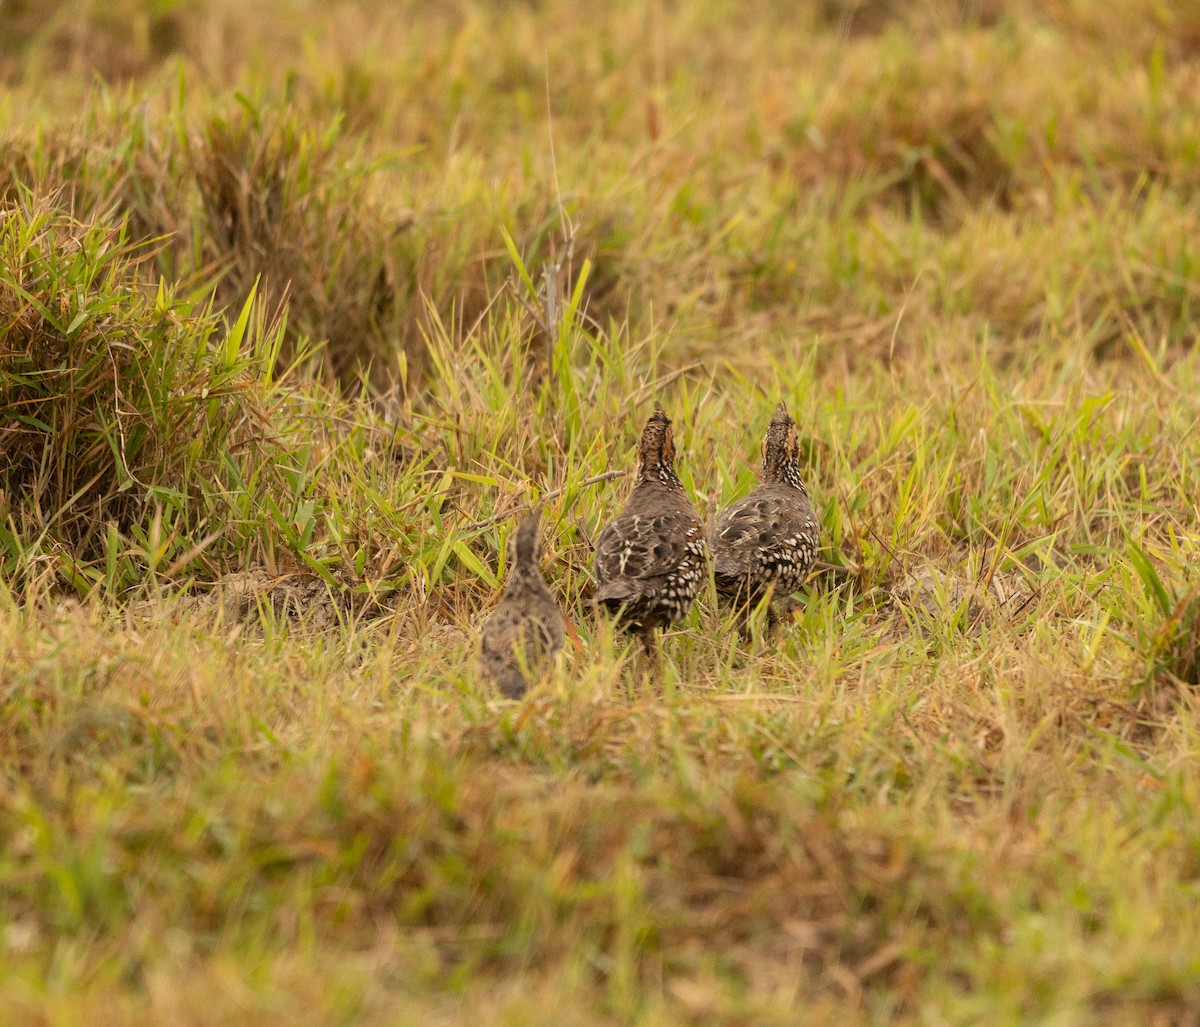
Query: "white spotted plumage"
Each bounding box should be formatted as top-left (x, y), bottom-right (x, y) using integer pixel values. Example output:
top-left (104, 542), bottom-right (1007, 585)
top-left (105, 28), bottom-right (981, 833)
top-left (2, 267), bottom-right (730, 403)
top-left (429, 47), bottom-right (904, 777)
top-left (711, 402), bottom-right (819, 621)
top-left (594, 407), bottom-right (707, 650)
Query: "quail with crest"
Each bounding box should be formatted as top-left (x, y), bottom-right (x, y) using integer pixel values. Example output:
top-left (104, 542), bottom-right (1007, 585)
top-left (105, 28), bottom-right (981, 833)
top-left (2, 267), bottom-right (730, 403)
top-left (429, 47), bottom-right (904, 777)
top-left (479, 508), bottom-right (566, 697)
top-left (593, 406), bottom-right (707, 654)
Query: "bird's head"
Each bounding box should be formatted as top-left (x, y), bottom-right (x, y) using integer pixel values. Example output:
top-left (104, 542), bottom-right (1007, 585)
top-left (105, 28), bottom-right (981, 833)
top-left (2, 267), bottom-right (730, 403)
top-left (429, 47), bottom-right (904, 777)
top-left (761, 401), bottom-right (807, 493)
top-left (509, 507), bottom-right (544, 570)
top-left (636, 404), bottom-right (683, 489)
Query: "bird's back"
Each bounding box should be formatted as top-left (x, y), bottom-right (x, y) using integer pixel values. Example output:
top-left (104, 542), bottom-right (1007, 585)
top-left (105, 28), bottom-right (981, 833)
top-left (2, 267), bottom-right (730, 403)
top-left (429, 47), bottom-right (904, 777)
top-left (712, 482), bottom-right (818, 602)
top-left (479, 514), bottom-right (565, 697)
top-left (594, 481), bottom-right (706, 630)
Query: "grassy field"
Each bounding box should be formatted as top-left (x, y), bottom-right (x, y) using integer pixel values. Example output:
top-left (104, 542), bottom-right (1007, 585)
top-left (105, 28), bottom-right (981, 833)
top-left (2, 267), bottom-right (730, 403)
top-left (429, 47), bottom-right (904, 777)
top-left (4, 0), bottom-right (1200, 1022)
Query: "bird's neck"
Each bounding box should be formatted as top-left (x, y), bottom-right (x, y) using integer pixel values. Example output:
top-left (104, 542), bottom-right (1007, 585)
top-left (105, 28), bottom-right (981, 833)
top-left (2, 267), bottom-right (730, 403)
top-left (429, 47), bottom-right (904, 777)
top-left (762, 460), bottom-right (808, 494)
top-left (636, 463), bottom-right (685, 492)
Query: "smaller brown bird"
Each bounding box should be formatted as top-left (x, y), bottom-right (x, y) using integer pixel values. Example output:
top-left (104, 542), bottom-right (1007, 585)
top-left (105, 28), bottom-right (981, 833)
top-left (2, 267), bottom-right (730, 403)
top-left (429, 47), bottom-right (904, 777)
top-left (479, 509), bottom-right (566, 698)
top-left (593, 405), bottom-right (707, 655)
top-left (711, 401), bottom-right (820, 629)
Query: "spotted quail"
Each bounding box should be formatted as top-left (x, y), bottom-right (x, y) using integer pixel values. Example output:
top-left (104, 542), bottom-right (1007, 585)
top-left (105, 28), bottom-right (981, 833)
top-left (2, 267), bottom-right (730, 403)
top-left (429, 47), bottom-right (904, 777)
top-left (479, 509), bottom-right (566, 698)
top-left (593, 405), bottom-right (707, 654)
top-left (711, 401), bottom-right (820, 628)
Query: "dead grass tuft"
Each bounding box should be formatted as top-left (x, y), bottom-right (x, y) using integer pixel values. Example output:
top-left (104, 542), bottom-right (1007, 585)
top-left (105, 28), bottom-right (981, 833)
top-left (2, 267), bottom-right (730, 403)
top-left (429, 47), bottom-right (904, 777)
top-left (191, 105), bottom-right (420, 386)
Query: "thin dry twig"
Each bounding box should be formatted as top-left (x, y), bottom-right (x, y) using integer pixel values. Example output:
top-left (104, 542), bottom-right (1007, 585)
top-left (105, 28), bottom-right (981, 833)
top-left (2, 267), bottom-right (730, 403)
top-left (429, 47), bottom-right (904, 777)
top-left (508, 233), bottom-right (576, 350)
top-left (812, 559), bottom-right (854, 580)
top-left (629, 364), bottom-right (701, 405)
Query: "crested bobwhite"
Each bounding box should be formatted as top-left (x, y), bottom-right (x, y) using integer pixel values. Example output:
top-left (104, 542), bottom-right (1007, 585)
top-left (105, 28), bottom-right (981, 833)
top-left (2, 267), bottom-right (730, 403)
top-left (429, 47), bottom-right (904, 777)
top-left (593, 405), bottom-right (707, 653)
top-left (711, 401), bottom-right (819, 626)
top-left (479, 508), bottom-right (566, 698)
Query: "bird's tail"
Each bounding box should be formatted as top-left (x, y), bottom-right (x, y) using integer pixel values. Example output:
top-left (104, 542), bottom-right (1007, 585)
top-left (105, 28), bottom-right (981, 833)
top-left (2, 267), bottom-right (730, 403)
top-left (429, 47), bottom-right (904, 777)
top-left (711, 563), bottom-right (747, 602)
top-left (494, 666), bottom-right (529, 699)
top-left (594, 580), bottom-right (637, 615)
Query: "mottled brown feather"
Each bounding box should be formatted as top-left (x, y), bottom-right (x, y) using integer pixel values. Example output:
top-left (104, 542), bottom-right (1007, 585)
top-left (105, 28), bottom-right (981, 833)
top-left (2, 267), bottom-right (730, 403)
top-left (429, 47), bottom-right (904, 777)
top-left (711, 402), bottom-right (819, 615)
top-left (594, 407), bottom-right (706, 646)
top-left (479, 510), bottom-right (566, 697)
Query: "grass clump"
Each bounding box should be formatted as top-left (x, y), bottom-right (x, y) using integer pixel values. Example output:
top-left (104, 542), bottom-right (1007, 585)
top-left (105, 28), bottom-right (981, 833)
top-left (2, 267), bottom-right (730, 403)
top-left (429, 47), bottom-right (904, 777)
top-left (1122, 541), bottom-right (1200, 694)
top-left (0, 195), bottom-right (280, 593)
top-left (190, 103), bottom-right (418, 387)
top-left (0, 99), bottom-right (425, 390)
